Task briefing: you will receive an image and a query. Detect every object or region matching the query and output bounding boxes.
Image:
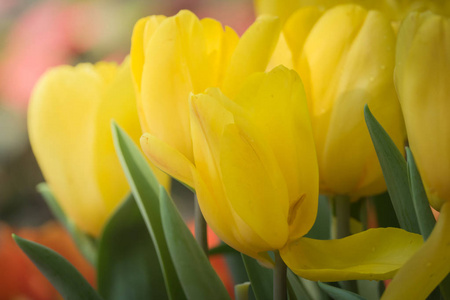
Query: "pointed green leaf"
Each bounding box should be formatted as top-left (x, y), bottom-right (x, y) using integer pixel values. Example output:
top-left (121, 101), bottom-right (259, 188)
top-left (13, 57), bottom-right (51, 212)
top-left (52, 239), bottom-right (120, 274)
top-left (13, 235), bottom-right (102, 300)
top-left (318, 282), bottom-right (365, 300)
top-left (97, 194), bottom-right (168, 300)
top-left (111, 121), bottom-right (185, 300)
top-left (405, 148), bottom-right (436, 240)
top-left (287, 269), bottom-right (313, 300)
top-left (364, 105), bottom-right (420, 233)
top-left (37, 182), bottom-right (97, 265)
top-left (159, 186), bottom-right (231, 300)
top-left (242, 254), bottom-right (273, 300)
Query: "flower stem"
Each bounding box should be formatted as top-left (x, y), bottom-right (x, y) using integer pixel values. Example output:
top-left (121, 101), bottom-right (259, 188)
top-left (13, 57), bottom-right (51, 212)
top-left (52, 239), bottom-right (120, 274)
top-left (335, 195), bottom-right (351, 238)
top-left (194, 194), bottom-right (208, 254)
top-left (274, 251), bottom-right (287, 300)
top-left (334, 195), bottom-right (358, 293)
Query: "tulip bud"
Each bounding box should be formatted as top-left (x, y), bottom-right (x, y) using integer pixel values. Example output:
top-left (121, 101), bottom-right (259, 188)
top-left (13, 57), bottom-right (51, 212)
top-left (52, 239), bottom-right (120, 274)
top-left (131, 10), bottom-right (280, 187)
top-left (395, 11), bottom-right (450, 210)
top-left (284, 4), bottom-right (405, 198)
top-left (28, 58), bottom-right (169, 236)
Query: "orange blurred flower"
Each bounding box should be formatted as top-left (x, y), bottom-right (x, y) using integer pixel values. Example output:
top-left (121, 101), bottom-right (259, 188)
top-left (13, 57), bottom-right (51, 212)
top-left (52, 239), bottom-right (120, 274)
top-left (0, 221), bottom-right (95, 300)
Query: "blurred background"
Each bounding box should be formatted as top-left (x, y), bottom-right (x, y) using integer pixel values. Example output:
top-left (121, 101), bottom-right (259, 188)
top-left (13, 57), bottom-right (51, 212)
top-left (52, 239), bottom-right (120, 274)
top-left (0, 1), bottom-right (254, 298)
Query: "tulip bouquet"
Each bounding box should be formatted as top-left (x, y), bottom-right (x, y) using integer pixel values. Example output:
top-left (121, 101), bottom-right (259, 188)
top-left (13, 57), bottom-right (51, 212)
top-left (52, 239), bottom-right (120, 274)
top-left (15, 0), bottom-right (450, 299)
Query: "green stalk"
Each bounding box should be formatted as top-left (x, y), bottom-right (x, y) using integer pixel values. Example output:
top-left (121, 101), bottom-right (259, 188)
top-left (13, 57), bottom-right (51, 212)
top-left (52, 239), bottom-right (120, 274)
top-left (194, 194), bottom-right (208, 254)
top-left (335, 195), bottom-right (351, 238)
top-left (274, 251), bottom-right (287, 300)
top-left (334, 195), bottom-right (358, 293)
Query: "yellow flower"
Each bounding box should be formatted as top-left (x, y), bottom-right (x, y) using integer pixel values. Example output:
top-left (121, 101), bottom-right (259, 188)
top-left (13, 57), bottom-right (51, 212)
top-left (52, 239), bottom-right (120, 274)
top-left (28, 58), bottom-right (170, 236)
top-left (130, 10), bottom-right (280, 187)
top-left (277, 4), bottom-right (406, 198)
top-left (189, 66), bottom-right (318, 258)
top-left (383, 14), bottom-right (450, 298)
top-left (142, 65), bottom-right (423, 280)
top-left (395, 11), bottom-right (450, 210)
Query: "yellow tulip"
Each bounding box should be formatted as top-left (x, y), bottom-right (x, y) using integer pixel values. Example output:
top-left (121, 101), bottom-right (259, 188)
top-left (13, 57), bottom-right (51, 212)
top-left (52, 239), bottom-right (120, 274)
top-left (142, 65), bottom-right (423, 280)
top-left (28, 58), bottom-right (170, 236)
top-left (383, 14), bottom-right (450, 298)
top-left (395, 11), bottom-right (450, 210)
top-left (130, 10), bottom-right (280, 187)
top-left (188, 66), bottom-right (318, 259)
top-left (281, 4), bottom-right (406, 198)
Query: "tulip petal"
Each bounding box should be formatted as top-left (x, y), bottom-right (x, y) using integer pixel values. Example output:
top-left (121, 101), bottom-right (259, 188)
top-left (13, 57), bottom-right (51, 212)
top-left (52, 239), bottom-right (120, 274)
top-left (283, 6), bottom-right (323, 67)
top-left (189, 92), bottom-right (234, 183)
top-left (190, 92), bottom-right (282, 255)
top-left (191, 167), bottom-right (271, 262)
top-left (139, 10), bottom-right (208, 163)
top-left (281, 228), bottom-right (423, 281)
top-left (267, 32), bottom-right (293, 70)
top-left (130, 15), bottom-right (166, 93)
top-left (140, 133), bottom-right (195, 188)
top-left (200, 18), bottom-right (239, 85)
top-left (220, 123), bottom-right (290, 250)
top-left (228, 66), bottom-right (319, 240)
top-left (381, 203), bottom-right (450, 300)
top-left (222, 15), bottom-right (281, 98)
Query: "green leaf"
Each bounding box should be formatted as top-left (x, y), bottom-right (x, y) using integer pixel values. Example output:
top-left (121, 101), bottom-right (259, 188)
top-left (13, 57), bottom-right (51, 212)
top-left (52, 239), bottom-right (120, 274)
top-left (37, 182), bottom-right (97, 265)
top-left (97, 194), bottom-right (168, 300)
top-left (159, 186), bottom-right (231, 300)
top-left (111, 121), bottom-right (185, 300)
top-left (405, 148), bottom-right (436, 240)
top-left (241, 254), bottom-right (273, 300)
top-left (318, 282), bottom-right (365, 300)
top-left (287, 269), bottom-right (313, 300)
top-left (364, 105), bottom-right (420, 234)
top-left (13, 235), bottom-right (102, 300)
